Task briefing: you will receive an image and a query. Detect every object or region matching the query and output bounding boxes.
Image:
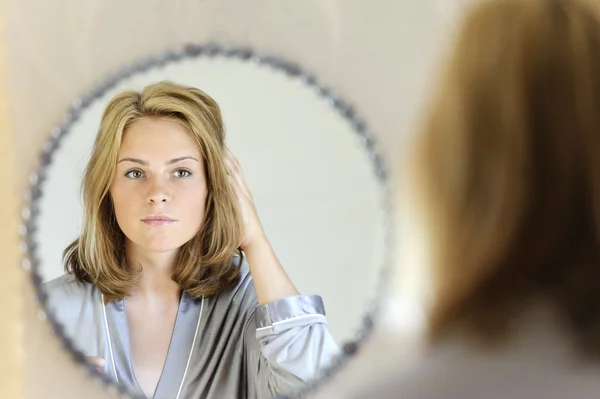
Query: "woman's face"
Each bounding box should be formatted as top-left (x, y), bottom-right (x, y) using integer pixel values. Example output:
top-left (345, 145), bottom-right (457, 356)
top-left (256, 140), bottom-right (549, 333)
top-left (109, 116), bottom-right (208, 255)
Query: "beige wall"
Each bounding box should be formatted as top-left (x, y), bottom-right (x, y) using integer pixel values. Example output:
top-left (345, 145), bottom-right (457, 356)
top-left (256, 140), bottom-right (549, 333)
top-left (0, 5), bottom-right (24, 398)
top-left (2, 1), bottom-right (448, 398)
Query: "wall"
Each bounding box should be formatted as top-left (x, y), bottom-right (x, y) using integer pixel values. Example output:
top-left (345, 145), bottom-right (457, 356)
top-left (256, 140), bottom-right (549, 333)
top-left (0, 6), bottom-right (24, 398)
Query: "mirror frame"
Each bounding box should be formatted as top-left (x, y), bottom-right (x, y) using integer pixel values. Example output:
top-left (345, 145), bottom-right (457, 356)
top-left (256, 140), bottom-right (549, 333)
top-left (19, 43), bottom-right (393, 399)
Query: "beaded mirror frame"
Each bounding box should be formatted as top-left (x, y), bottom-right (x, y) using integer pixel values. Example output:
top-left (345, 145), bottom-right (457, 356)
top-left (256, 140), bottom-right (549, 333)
top-left (19, 43), bottom-right (394, 399)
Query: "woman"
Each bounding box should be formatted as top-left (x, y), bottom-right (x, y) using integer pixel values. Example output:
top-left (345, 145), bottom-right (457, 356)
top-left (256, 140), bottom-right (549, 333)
top-left (314, 0), bottom-right (600, 398)
top-left (43, 81), bottom-right (339, 399)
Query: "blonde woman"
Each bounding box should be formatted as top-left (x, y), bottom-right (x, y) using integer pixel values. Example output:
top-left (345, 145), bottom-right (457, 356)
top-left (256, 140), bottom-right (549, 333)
top-left (314, 0), bottom-right (600, 398)
top-left (44, 82), bottom-right (339, 399)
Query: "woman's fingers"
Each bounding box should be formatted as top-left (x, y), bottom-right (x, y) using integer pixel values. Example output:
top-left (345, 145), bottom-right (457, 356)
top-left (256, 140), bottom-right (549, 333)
top-left (225, 148), bottom-right (252, 198)
top-left (86, 356), bottom-right (105, 373)
top-left (225, 146), bottom-right (244, 176)
top-left (229, 174), bottom-right (251, 202)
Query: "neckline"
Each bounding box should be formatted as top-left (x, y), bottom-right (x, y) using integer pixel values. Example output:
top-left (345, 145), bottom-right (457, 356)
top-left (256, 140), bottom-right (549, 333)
top-left (122, 292), bottom-right (184, 398)
top-left (103, 291), bottom-right (205, 399)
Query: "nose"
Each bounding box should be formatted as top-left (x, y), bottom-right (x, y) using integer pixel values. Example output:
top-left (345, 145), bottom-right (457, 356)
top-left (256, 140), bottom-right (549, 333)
top-left (147, 177), bottom-right (171, 204)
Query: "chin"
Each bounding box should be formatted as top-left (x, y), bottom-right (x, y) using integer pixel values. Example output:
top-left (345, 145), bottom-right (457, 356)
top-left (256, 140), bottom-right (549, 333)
top-left (145, 241), bottom-right (186, 253)
top-left (130, 238), bottom-right (187, 254)
top-left (125, 231), bottom-right (198, 254)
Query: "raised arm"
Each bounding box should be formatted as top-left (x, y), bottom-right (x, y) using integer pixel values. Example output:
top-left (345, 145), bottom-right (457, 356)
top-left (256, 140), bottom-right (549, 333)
top-left (225, 147), bottom-right (341, 397)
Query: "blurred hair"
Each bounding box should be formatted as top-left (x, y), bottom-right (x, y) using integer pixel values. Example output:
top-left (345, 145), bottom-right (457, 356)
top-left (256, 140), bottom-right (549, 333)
top-left (412, 0), bottom-right (600, 356)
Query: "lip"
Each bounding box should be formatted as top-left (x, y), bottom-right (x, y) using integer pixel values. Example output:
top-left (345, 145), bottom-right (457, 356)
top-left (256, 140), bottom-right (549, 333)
top-left (141, 215), bottom-right (177, 225)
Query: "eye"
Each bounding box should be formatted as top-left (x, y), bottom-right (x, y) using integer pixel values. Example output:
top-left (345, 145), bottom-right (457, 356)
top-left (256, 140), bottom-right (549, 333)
top-left (174, 169), bottom-right (192, 178)
top-left (125, 169), bottom-right (144, 179)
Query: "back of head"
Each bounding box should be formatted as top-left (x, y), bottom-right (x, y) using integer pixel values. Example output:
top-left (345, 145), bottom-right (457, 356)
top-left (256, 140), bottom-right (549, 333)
top-left (411, 0), bottom-right (600, 357)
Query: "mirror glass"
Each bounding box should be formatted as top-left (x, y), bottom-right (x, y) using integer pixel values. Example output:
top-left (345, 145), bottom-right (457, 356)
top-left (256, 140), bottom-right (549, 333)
top-left (25, 45), bottom-right (390, 399)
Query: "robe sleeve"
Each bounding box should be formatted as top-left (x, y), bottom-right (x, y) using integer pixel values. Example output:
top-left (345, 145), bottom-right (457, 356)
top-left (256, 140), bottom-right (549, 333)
top-left (243, 294), bottom-right (341, 399)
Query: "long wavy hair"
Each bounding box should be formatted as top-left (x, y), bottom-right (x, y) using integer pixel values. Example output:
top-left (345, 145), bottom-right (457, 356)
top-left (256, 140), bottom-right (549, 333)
top-left (412, 0), bottom-right (600, 356)
top-left (63, 81), bottom-right (244, 302)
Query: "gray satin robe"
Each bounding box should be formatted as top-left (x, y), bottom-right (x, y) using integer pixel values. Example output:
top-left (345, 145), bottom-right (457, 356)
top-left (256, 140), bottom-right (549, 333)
top-left (43, 259), bottom-right (340, 399)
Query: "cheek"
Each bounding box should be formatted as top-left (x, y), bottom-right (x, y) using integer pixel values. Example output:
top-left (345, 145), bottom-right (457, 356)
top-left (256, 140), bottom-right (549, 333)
top-left (180, 186), bottom-right (208, 215)
top-left (109, 185), bottom-right (134, 223)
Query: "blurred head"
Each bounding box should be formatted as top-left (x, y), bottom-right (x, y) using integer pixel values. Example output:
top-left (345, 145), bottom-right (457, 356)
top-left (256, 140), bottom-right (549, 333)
top-left (407, 0), bottom-right (600, 355)
top-left (64, 81), bottom-right (243, 302)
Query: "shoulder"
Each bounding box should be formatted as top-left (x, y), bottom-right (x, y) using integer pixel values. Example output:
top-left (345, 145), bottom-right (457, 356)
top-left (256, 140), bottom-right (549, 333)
top-left (213, 254), bottom-right (257, 312)
top-left (231, 254), bottom-right (256, 300)
top-left (235, 254), bottom-right (252, 289)
top-left (40, 274), bottom-right (104, 356)
top-left (43, 273), bottom-right (94, 297)
top-left (42, 273), bottom-right (99, 312)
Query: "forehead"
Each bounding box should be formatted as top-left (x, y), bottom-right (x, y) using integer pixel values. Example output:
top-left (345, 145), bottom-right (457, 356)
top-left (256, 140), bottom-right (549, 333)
top-left (119, 117), bottom-right (201, 156)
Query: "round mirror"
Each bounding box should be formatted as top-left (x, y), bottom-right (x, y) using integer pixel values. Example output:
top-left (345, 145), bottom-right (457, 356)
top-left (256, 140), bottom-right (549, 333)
top-left (22, 44), bottom-right (391, 399)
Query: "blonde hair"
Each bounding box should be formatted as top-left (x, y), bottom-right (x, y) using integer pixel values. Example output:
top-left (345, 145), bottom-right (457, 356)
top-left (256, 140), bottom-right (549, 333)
top-left (413, 0), bottom-right (600, 355)
top-left (64, 81), bottom-right (243, 302)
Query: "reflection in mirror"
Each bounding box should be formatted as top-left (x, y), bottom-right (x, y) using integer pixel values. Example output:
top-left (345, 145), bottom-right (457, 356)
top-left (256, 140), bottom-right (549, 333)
top-left (25, 46), bottom-right (390, 399)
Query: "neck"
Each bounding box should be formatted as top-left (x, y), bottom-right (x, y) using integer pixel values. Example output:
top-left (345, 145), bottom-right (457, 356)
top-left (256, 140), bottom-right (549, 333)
top-left (125, 240), bottom-right (181, 301)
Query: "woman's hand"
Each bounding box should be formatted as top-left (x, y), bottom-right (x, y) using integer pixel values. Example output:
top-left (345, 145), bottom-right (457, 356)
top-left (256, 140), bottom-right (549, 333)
top-left (86, 356), bottom-right (105, 373)
top-left (224, 146), bottom-right (299, 304)
top-left (224, 147), bottom-right (267, 251)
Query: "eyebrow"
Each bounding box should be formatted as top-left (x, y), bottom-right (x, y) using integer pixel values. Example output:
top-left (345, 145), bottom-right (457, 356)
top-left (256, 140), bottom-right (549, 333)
top-left (117, 156), bottom-right (200, 166)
